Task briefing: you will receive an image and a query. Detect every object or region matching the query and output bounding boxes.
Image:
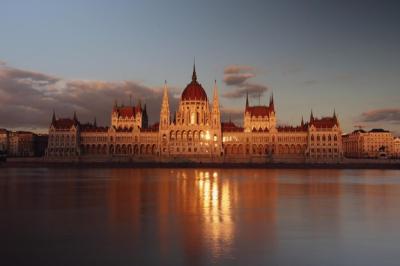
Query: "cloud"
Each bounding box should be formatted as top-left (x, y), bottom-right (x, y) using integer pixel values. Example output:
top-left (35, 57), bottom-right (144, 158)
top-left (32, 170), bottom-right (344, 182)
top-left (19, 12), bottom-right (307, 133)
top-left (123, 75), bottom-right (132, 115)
top-left (224, 73), bottom-right (255, 86)
top-left (359, 108), bottom-right (400, 124)
top-left (222, 64), bottom-right (268, 99)
top-left (224, 65), bottom-right (254, 75)
top-left (222, 83), bottom-right (268, 99)
top-left (0, 62), bottom-right (179, 130)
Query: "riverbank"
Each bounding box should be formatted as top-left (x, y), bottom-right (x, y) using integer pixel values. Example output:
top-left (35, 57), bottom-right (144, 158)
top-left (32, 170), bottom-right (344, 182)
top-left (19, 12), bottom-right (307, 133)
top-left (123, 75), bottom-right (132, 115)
top-left (1, 157), bottom-right (400, 169)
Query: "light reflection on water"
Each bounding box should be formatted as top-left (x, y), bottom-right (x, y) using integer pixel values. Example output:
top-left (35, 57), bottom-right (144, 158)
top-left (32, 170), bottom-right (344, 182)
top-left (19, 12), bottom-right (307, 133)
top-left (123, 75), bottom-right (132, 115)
top-left (1, 168), bottom-right (400, 265)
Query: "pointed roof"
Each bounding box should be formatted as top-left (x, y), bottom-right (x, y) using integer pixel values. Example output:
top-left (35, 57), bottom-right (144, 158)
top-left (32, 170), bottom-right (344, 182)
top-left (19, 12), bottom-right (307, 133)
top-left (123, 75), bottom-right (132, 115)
top-left (162, 80), bottom-right (170, 107)
top-left (269, 92), bottom-right (275, 111)
top-left (52, 109), bottom-right (56, 124)
top-left (246, 91), bottom-right (249, 108)
top-left (310, 109), bottom-right (314, 122)
top-left (192, 60), bottom-right (197, 81)
top-left (212, 80), bottom-right (219, 107)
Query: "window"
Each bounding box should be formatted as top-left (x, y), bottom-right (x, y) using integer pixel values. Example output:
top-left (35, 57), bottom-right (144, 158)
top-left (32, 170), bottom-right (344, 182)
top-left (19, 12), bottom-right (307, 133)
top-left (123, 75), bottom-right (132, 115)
top-left (190, 112), bottom-right (196, 124)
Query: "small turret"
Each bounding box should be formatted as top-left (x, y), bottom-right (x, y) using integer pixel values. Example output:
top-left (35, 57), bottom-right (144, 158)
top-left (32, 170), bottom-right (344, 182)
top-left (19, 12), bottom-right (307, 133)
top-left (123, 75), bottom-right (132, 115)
top-left (310, 109), bottom-right (314, 122)
top-left (269, 93), bottom-right (275, 111)
top-left (51, 109), bottom-right (56, 124)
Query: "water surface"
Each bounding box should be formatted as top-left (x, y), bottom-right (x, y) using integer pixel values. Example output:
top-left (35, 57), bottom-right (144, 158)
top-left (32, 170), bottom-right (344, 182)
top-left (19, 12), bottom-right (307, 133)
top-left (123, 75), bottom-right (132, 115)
top-left (1, 168), bottom-right (400, 265)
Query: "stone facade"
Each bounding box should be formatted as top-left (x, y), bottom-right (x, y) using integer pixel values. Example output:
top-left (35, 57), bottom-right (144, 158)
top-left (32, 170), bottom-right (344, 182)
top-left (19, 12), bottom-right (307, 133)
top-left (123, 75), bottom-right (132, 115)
top-left (342, 129), bottom-right (395, 158)
top-left (46, 65), bottom-right (343, 163)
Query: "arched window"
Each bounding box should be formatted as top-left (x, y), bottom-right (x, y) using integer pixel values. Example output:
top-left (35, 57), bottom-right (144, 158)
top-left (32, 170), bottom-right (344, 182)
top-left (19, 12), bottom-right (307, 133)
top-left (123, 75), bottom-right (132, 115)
top-left (190, 112), bottom-right (196, 125)
top-left (311, 134), bottom-right (314, 141)
top-left (334, 135), bottom-right (338, 141)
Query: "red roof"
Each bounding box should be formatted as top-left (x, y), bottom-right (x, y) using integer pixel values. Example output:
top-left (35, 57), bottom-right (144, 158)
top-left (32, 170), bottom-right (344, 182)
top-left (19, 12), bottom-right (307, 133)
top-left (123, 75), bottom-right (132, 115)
top-left (113, 106), bottom-right (141, 118)
top-left (310, 117), bottom-right (338, 129)
top-left (222, 121), bottom-right (243, 132)
top-left (245, 105), bottom-right (274, 117)
top-left (181, 80), bottom-right (208, 101)
top-left (52, 118), bottom-right (77, 129)
top-left (81, 124), bottom-right (108, 132)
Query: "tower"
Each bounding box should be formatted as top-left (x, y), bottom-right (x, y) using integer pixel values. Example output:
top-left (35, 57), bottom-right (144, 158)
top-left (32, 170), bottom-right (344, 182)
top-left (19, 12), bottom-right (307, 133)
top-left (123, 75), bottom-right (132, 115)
top-left (159, 81), bottom-right (170, 155)
top-left (160, 81), bottom-right (170, 130)
top-left (211, 80), bottom-right (221, 129)
top-left (211, 80), bottom-right (222, 156)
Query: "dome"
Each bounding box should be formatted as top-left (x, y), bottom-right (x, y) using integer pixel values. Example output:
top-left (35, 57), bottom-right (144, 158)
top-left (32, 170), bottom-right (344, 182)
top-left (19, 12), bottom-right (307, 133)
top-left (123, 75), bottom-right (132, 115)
top-left (181, 64), bottom-right (208, 101)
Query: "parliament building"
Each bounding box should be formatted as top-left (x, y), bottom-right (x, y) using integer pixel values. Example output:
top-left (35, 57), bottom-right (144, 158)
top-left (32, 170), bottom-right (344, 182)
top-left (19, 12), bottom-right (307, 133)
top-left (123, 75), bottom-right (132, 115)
top-left (46, 65), bottom-right (343, 163)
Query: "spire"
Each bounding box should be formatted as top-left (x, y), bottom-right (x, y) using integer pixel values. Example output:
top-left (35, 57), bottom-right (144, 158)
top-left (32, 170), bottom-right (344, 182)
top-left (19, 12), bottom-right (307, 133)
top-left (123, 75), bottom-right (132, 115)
top-left (333, 108), bottom-right (337, 119)
top-left (246, 91), bottom-right (249, 108)
top-left (162, 80), bottom-right (169, 107)
top-left (269, 92), bottom-right (275, 111)
top-left (137, 99), bottom-right (142, 109)
top-left (212, 80), bottom-right (219, 108)
top-left (73, 111), bottom-right (78, 123)
top-left (310, 109), bottom-right (314, 122)
top-left (51, 109), bottom-right (56, 124)
top-left (301, 116), bottom-right (304, 127)
top-left (160, 80), bottom-right (170, 129)
top-left (93, 117), bottom-right (97, 127)
top-left (192, 58), bottom-right (197, 81)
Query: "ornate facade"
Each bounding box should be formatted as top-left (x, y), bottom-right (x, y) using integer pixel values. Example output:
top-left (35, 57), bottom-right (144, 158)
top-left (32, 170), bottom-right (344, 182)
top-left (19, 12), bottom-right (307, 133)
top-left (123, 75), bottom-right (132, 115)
top-left (46, 65), bottom-right (343, 163)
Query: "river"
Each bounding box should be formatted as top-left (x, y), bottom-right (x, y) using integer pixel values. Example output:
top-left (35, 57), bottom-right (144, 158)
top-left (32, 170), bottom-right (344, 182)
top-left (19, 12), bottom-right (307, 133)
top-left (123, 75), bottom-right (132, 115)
top-left (1, 168), bottom-right (400, 265)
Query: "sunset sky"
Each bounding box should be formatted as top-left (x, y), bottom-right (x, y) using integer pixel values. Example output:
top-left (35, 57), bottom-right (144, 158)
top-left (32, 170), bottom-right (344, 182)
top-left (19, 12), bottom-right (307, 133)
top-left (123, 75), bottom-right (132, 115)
top-left (0, 0), bottom-right (399, 135)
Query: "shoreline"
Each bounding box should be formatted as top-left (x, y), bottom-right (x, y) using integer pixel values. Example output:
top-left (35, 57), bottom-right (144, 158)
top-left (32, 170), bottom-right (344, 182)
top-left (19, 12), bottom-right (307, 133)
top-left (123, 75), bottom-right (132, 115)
top-left (1, 160), bottom-right (400, 170)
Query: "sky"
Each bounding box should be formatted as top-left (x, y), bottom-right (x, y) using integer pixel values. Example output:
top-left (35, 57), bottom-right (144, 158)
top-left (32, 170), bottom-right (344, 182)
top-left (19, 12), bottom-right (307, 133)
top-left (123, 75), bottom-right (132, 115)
top-left (0, 0), bottom-right (399, 135)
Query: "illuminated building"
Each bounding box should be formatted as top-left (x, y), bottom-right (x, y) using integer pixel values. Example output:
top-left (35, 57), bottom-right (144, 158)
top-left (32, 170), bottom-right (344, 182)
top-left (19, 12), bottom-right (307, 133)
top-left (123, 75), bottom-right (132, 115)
top-left (46, 64), bottom-right (343, 162)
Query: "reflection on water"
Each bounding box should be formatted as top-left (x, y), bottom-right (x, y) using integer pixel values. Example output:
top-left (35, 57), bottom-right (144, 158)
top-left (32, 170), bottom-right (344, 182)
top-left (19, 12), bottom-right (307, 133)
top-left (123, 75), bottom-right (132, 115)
top-left (1, 168), bottom-right (400, 265)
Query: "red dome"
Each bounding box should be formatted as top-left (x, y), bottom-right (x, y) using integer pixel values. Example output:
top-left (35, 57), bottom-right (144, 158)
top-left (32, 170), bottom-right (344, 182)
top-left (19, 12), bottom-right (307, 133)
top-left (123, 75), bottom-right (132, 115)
top-left (181, 64), bottom-right (208, 101)
top-left (181, 80), bottom-right (208, 101)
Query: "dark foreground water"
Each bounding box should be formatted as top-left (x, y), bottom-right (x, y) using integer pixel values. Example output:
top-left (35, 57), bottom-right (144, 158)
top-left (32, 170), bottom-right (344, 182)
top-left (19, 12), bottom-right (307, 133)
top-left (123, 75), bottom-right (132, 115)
top-left (1, 168), bottom-right (400, 266)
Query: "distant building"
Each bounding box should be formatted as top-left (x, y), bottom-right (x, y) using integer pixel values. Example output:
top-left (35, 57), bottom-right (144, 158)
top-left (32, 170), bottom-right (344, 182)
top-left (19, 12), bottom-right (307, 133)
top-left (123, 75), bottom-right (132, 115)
top-left (394, 137), bottom-right (400, 159)
top-left (46, 64), bottom-right (343, 163)
top-left (343, 129), bottom-right (394, 158)
top-left (0, 128), bottom-right (9, 153)
top-left (34, 134), bottom-right (49, 157)
top-left (8, 131), bottom-right (36, 157)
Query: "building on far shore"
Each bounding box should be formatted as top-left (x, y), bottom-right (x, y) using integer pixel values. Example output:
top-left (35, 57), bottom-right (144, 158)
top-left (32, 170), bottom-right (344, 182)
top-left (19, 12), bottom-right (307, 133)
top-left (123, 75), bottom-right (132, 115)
top-left (1, 130), bottom-right (48, 157)
top-left (342, 128), bottom-right (395, 159)
top-left (46, 64), bottom-right (343, 163)
top-left (0, 128), bottom-right (9, 153)
top-left (394, 137), bottom-right (400, 159)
